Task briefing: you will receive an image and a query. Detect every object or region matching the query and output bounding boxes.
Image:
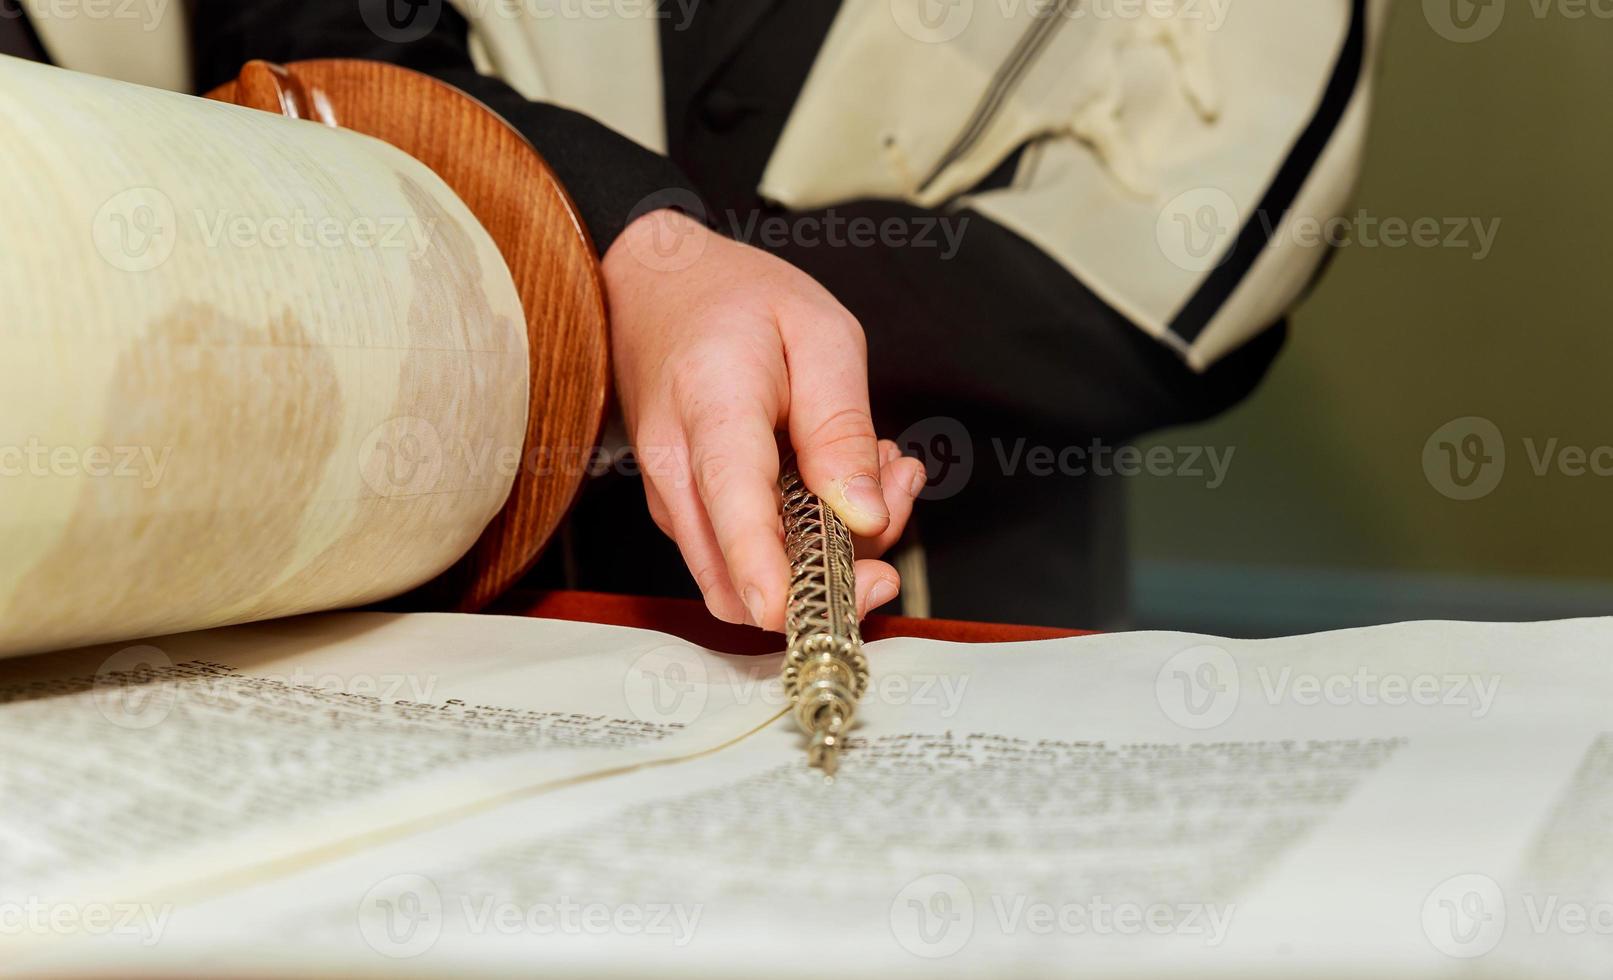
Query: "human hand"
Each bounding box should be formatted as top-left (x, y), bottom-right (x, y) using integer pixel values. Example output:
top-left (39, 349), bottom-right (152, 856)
top-left (602, 208), bottom-right (927, 631)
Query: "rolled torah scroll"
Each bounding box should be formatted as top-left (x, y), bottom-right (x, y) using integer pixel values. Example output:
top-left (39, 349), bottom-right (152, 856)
top-left (0, 56), bottom-right (607, 658)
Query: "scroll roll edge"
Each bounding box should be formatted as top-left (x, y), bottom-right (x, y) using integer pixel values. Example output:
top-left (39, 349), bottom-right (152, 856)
top-left (0, 56), bottom-right (531, 658)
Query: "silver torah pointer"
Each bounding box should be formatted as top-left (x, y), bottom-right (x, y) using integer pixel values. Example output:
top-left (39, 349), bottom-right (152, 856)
top-left (779, 462), bottom-right (871, 776)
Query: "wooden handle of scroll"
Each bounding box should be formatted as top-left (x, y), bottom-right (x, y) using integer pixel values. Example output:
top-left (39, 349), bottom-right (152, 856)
top-left (208, 59), bottom-right (609, 612)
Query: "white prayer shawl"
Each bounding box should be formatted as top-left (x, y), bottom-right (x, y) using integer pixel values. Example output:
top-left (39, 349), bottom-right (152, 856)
top-left (34, 0), bottom-right (1391, 370)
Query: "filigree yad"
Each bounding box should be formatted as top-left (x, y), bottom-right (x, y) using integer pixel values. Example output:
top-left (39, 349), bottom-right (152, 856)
top-left (779, 464), bottom-right (870, 775)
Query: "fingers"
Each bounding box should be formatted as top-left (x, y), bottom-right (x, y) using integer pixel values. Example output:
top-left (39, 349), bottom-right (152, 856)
top-left (647, 467), bottom-right (750, 624)
top-left (683, 404), bottom-right (790, 631)
top-left (856, 443), bottom-right (927, 559)
top-left (854, 559), bottom-right (902, 618)
top-left (645, 435), bottom-right (920, 628)
top-left (780, 308), bottom-right (889, 539)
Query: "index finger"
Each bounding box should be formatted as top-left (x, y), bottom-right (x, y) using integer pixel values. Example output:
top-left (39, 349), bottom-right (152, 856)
top-left (779, 305), bottom-right (888, 538)
top-left (682, 400), bottom-right (790, 631)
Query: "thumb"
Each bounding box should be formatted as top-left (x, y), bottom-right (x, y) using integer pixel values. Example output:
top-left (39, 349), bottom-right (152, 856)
top-left (785, 315), bottom-right (889, 538)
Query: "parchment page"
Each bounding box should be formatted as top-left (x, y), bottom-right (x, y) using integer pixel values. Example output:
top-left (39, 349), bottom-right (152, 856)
top-left (23, 618), bottom-right (1612, 978)
top-left (0, 611), bottom-right (784, 931)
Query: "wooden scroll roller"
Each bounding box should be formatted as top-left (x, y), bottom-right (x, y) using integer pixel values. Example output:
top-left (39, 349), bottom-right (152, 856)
top-left (210, 59), bottom-right (610, 612)
top-left (0, 55), bottom-right (605, 657)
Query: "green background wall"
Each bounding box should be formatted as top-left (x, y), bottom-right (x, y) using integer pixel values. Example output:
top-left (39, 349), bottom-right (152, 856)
top-left (1129, 1), bottom-right (1613, 635)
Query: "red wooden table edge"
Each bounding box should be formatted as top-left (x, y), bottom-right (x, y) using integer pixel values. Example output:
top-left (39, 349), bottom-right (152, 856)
top-left (491, 589), bottom-right (1090, 655)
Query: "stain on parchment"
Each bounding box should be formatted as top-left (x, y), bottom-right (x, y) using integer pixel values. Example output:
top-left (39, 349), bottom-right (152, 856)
top-left (235, 172), bottom-right (526, 615)
top-left (4, 303), bottom-right (342, 647)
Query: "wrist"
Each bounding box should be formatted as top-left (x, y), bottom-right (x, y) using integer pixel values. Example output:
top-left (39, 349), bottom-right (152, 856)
top-left (603, 207), bottom-right (714, 281)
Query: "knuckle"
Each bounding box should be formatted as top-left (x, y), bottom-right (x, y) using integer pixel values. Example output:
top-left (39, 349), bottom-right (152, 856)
top-left (646, 504), bottom-right (675, 539)
top-left (690, 564), bottom-right (729, 601)
top-left (825, 308), bottom-right (868, 351)
top-left (693, 446), bottom-right (743, 496)
top-left (801, 407), bottom-right (878, 460)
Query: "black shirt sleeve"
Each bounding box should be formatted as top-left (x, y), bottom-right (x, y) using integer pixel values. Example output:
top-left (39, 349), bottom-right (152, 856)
top-left (757, 198), bottom-right (1284, 448)
top-left (191, 0), bottom-right (701, 253)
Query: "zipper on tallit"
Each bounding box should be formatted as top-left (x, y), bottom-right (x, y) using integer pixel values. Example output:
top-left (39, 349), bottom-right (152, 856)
top-left (915, 0), bottom-right (1077, 195)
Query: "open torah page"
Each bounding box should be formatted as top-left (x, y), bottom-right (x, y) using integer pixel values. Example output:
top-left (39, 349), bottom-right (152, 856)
top-left (15, 617), bottom-right (1613, 978)
top-left (0, 612), bottom-right (784, 924)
